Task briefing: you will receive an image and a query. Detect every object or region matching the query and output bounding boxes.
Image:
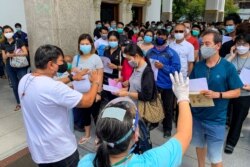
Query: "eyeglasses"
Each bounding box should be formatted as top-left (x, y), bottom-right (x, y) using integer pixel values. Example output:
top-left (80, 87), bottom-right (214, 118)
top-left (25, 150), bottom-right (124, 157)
top-left (175, 30), bottom-right (184, 33)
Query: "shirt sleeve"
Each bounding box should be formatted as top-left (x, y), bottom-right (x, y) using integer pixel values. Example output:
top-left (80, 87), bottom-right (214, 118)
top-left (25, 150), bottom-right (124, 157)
top-left (72, 55), bottom-right (78, 68)
top-left (139, 138), bottom-right (182, 166)
top-left (95, 55), bottom-right (104, 69)
top-left (187, 44), bottom-right (195, 62)
top-left (161, 49), bottom-right (181, 75)
top-left (52, 81), bottom-right (83, 109)
top-left (227, 63), bottom-right (244, 90)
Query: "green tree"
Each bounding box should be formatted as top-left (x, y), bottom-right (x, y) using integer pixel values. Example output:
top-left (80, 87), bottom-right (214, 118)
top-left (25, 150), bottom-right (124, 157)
top-left (186, 0), bottom-right (205, 21)
top-left (172, 0), bottom-right (187, 21)
top-left (225, 0), bottom-right (239, 16)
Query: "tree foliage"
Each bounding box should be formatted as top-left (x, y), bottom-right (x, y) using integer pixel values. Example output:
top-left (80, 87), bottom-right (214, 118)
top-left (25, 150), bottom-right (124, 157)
top-left (172, 0), bottom-right (239, 21)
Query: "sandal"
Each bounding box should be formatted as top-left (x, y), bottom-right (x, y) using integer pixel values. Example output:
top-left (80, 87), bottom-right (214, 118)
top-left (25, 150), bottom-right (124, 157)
top-left (14, 104), bottom-right (21, 111)
top-left (78, 136), bottom-right (91, 145)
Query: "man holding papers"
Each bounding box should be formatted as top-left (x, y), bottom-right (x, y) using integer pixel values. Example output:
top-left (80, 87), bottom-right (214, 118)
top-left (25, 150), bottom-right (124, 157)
top-left (147, 29), bottom-right (180, 137)
top-left (190, 30), bottom-right (243, 167)
top-left (224, 33), bottom-right (250, 154)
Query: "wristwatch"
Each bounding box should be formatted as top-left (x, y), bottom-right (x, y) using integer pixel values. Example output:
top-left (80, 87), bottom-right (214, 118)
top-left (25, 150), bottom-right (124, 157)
top-left (68, 74), bottom-right (74, 82)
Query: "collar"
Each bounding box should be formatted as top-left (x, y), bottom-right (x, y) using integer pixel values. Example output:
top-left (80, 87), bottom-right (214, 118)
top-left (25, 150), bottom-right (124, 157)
top-left (174, 39), bottom-right (185, 46)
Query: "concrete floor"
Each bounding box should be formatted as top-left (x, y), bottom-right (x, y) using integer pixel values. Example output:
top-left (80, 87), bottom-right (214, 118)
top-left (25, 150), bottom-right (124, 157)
top-left (0, 78), bottom-right (250, 166)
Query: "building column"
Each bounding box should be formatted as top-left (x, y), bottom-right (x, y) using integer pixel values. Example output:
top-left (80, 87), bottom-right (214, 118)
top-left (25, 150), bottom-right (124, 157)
top-left (126, 3), bottom-right (133, 24)
top-left (161, 0), bottom-right (173, 21)
top-left (204, 0), bottom-right (220, 23)
top-left (218, 0), bottom-right (225, 22)
top-left (93, 0), bottom-right (101, 21)
top-left (145, 0), bottom-right (161, 22)
top-left (23, 0), bottom-right (93, 69)
top-left (119, 0), bottom-right (128, 23)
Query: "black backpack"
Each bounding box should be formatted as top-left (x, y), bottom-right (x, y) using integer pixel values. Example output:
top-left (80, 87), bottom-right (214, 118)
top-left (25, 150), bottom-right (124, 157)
top-left (132, 119), bottom-right (152, 154)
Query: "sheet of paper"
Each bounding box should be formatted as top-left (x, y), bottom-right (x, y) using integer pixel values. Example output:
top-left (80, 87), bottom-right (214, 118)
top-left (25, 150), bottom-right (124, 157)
top-left (72, 74), bottom-right (91, 93)
top-left (108, 78), bottom-right (122, 89)
top-left (239, 68), bottom-right (250, 84)
top-left (189, 93), bottom-right (215, 107)
top-left (149, 58), bottom-right (159, 81)
top-left (101, 57), bottom-right (113, 74)
top-left (103, 84), bottom-right (120, 93)
top-left (189, 78), bottom-right (208, 92)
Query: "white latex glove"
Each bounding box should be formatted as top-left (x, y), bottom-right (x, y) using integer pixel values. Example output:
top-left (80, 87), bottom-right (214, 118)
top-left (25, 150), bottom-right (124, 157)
top-left (170, 71), bottom-right (190, 103)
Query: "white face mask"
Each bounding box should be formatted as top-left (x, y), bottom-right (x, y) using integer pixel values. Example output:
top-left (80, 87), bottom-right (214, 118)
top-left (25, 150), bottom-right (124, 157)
top-left (4, 32), bottom-right (14, 39)
top-left (174, 33), bottom-right (184, 40)
top-left (237, 46), bottom-right (249, 55)
top-left (200, 46), bottom-right (217, 59)
top-left (186, 28), bottom-right (190, 34)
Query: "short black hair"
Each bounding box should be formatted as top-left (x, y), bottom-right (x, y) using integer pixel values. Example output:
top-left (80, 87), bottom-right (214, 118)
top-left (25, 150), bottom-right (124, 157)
top-left (107, 31), bottom-right (120, 41)
top-left (35, 45), bottom-right (64, 69)
top-left (124, 43), bottom-right (144, 58)
top-left (2, 25), bottom-right (14, 32)
top-left (15, 23), bottom-right (22, 28)
top-left (224, 13), bottom-right (242, 25)
top-left (117, 22), bottom-right (124, 27)
top-left (99, 26), bottom-right (109, 33)
top-left (156, 29), bottom-right (168, 36)
top-left (95, 20), bottom-right (101, 24)
top-left (144, 29), bottom-right (154, 37)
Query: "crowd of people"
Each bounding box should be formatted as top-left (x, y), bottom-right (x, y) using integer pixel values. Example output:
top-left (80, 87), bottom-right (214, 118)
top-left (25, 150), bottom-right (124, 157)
top-left (0, 12), bottom-right (250, 167)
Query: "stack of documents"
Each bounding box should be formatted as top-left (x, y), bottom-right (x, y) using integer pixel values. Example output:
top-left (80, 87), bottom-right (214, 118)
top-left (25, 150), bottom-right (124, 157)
top-left (189, 78), bottom-right (214, 107)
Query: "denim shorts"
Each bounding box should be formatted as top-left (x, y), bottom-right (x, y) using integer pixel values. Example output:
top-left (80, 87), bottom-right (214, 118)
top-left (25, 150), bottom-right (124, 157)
top-left (191, 118), bottom-right (225, 164)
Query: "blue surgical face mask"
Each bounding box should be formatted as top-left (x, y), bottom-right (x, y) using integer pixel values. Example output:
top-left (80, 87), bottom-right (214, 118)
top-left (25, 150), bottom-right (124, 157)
top-left (144, 35), bottom-right (153, 43)
top-left (225, 25), bottom-right (235, 34)
top-left (80, 44), bottom-right (92, 55)
top-left (16, 27), bottom-right (21, 32)
top-left (109, 41), bottom-right (118, 48)
top-left (96, 24), bottom-right (102, 28)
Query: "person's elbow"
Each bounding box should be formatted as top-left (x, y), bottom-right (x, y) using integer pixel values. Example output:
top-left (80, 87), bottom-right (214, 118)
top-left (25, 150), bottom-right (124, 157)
top-left (234, 88), bottom-right (241, 98)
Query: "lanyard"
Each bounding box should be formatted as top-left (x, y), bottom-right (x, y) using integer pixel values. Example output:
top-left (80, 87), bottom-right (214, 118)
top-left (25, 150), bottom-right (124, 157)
top-left (111, 154), bottom-right (133, 166)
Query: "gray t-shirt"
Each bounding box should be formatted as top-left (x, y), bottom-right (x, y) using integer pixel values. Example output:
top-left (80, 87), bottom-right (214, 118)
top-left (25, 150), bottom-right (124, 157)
top-left (225, 54), bottom-right (250, 96)
top-left (129, 63), bottom-right (147, 104)
top-left (72, 54), bottom-right (103, 70)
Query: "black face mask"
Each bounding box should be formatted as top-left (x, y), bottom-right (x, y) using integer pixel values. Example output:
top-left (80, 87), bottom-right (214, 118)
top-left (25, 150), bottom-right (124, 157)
top-left (155, 37), bottom-right (166, 46)
top-left (57, 61), bottom-right (68, 73)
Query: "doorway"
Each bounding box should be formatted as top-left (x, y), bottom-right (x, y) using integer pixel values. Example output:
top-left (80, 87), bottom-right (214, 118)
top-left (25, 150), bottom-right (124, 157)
top-left (101, 2), bottom-right (119, 22)
top-left (132, 6), bottom-right (143, 24)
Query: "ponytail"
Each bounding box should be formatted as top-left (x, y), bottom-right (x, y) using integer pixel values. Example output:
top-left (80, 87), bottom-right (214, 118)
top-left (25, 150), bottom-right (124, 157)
top-left (93, 141), bottom-right (111, 167)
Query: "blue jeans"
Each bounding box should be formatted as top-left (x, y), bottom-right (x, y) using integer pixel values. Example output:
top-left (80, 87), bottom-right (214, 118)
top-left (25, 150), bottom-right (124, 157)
top-left (191, 118), bottom-right (225, 164)
top-left (38, 150), bottom-right (79, 167)
top-left (5, 60), bottom-right (27, 104)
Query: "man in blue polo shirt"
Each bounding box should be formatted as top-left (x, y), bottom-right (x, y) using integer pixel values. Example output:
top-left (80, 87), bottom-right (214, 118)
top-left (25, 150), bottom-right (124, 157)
top-left (147, 29), bottom-right (181, 137)
top-left (190, 29), bottom-right (243, 167)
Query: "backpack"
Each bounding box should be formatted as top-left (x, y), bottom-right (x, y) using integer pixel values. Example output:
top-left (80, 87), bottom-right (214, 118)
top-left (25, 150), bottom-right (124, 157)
top-left (132, 119), bottom-right (152, 154)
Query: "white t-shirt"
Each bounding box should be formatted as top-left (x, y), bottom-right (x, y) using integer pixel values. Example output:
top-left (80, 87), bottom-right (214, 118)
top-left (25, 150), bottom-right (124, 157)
top-left (169, 40), bottom-right (194, 78)
top-left (18, 74), bottom-right (82, 164)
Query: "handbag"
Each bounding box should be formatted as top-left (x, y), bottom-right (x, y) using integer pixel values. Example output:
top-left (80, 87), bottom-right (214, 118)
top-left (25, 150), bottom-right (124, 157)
top-left (138, 93), bottom-right (165, 123)
top-left (10, 42), bottom-right (29, 68)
